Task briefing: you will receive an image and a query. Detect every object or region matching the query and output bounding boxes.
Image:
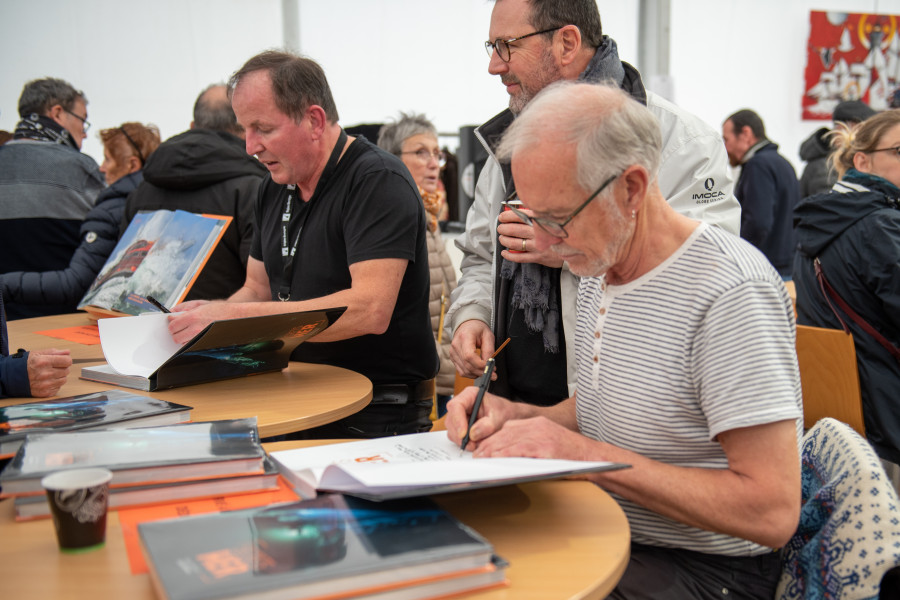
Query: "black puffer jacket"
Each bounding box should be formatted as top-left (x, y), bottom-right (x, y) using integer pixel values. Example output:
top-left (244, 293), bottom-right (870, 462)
top-left (122, 129), bottom-right (266, 300)
top-left (793, 173), bottom-right (900, 463)
top-left (798, 127), bottom-right (836, 198)
top-left (0, 171), bottom-right (141, 312)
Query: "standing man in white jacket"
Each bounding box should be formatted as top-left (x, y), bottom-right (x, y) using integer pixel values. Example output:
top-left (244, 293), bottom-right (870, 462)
top-left (448, 0), bottom-right (740, 405)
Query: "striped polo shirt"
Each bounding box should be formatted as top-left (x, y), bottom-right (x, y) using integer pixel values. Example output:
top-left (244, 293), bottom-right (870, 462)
top-left (575, 222), bottom-right (802, 556)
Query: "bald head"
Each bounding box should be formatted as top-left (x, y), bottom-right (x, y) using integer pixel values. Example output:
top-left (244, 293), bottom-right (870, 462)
top-left (191, 83), bottom-right (243, 136)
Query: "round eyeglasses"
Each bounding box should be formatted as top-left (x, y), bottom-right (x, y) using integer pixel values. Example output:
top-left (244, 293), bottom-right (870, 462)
top-left (401, 148), bottom-right (447, 167)
top-left (485, 26), bottom-right (562, 62)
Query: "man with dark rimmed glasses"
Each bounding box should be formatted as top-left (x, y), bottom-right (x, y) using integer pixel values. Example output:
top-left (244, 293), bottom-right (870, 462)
top-left (448, 0), bottom-right (740, 408)
top-left (0, 77), bottom-right (104, 319)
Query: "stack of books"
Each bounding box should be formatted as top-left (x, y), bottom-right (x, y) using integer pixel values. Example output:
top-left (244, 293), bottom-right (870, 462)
top-left (0, 418), bottom-right (281, 520)
top-left (0, 389), bottom-right (192, 459)
top-left (138, 494), bottom-right (508, 600)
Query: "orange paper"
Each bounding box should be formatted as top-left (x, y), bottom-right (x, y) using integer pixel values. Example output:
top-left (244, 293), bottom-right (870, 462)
top-left (118, 477), bottom-right (299, 575)
top-left (35, 324), bottom-right (101, 345)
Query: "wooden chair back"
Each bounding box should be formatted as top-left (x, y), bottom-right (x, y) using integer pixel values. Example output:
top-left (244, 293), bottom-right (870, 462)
top-left (795, 324), bottom-right (865, 436)
top-left (453, 373), bottom-right (475, 396)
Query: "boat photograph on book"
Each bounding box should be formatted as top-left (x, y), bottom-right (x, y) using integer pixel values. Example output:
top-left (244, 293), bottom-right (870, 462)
top-left (77, 209), bottom-right (231, 317)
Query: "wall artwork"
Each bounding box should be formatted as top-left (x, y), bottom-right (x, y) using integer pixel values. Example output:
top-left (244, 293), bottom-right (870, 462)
top-left (803, 11), bottom-right (900, 120)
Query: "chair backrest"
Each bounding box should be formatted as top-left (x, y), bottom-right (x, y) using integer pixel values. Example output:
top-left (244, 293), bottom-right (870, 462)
top-left (776, 418), bottom-right (900, 600)
top-left (453, 373), bottom-right (475, 396)
top-left (795, 324), bottom-right (865, 436)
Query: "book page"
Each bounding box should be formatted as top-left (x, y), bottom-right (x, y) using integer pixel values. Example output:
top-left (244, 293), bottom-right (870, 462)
top-left (98, 314), bottom-right (183, 377)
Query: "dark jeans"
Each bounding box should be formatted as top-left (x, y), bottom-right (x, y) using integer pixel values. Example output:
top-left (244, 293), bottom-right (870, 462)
top-left (608, 543), bottom-right (782, 600)
top-left (275, 398), bottom-right (434, 441)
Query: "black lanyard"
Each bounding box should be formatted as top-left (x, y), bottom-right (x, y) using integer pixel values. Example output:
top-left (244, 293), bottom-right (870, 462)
top-left (278, 129), bottom-right (348, 301)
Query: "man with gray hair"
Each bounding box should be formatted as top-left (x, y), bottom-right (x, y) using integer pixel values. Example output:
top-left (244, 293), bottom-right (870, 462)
top-left (0, 77), bottom-right (105, 319)
top-left (446, 82), bottom-right (802, 598)
top-left (448, 0), bottom-right (739, 408)
top-left (122, 83), bottom-right (267, 300)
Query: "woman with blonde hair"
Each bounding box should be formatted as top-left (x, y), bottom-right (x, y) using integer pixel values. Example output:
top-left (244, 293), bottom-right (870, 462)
top-left (378, 112), bottom-right (457, 415)
top-left (0, 122), bottom-right (160, 313)
top-left (794, 108), bottom-right (900, 470)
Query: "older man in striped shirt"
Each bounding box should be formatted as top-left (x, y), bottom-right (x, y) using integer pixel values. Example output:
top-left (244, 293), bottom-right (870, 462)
top-left (446, 82), bottom-right (802, 600)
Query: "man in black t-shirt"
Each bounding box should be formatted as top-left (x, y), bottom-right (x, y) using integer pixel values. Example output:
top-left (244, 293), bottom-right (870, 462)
top-left (167, 51), bottom-right (438, 438)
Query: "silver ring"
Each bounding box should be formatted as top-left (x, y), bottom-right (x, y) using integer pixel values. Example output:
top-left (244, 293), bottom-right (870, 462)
top-left (522, 239), bottom-right (527, 252)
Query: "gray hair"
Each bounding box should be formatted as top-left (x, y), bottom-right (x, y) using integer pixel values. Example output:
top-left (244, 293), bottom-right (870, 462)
top-left (18, 77), bottom-right (86, 118)
top-left (193, 83), bottom-right (242, 135)
top-left (495, 81), bottom-right (661, 194)
top-left (376, 112), bottom-right (437, 155)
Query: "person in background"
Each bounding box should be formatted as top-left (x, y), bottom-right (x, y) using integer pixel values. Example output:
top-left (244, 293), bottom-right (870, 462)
top-left (0, 77), bottom-right (105, 319)
top-left (122, 84), bottom-right (267, 300)
top-left (448, 0), bottom-right (739, 408)
top-left (1, 123), bottom-right (160, 312)
top-left (378, 112), bottom-right (459, 416)
top-left (168, 51), bottom-right (438, 438)
top-left (794, 109), bottom-right (900, 471)
top-left (447, 82), bottom-right (801, 600)
top-left (0, 292), bottom-right (72, 398)
top-left (722, 109), bottom-right (800, 279)
top-left (798, 100), bottom-right (876, 197)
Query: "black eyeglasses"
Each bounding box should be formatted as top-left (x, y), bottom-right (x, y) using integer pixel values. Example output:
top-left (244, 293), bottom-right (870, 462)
top-left (504, 172), bottom-right (621, 238)
top-left (63, 108), bottom-right (90, 132)
top-left (871, 145), bottom-right (900, 158)
top-left (485, 26), bottom-right (563, 62)
top-left (401, 148), bottom-right (447, 167)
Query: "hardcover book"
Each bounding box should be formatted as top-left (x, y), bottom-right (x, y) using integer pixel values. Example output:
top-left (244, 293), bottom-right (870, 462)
top-left (13, 457), bottom-right (283, 521)
top-left (270, 431), bottom-right (629, 501)
top-left (77, 209), bottom-right (231, 318)
top-left (0, 389), bottom-right (191, 459)
top-left (79, 308), bottom-right (345, 391)
top-left (138, 494), bottom-right (506, 600)
top-left (0, 418), bottom-right (266, 497)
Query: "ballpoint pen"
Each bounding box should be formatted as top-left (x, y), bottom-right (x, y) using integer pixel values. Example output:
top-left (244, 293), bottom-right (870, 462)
top-left (460, 357), bottom-right (495, 451)
top-left (145, 295), bottom-right (171, 314)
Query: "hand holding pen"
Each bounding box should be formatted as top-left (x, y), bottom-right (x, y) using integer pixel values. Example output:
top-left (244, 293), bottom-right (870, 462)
top-left (145, 295), bottom-right (171, 313)
top-left (459, 337), bottom-right (510, 451)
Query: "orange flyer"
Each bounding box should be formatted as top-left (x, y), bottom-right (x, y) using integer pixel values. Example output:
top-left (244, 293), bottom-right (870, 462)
top-left (35, 324), bottom-right (101, 345)
top-left (118, 477), bottom-right (299, 574)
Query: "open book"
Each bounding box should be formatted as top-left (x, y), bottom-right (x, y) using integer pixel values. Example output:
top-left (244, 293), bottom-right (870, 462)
top-left (77, 209), bottom-right (231, 318)
top-left (80, 308), bottom-right (345, 391)
top-left (269, 431), bottom-right (628, 501)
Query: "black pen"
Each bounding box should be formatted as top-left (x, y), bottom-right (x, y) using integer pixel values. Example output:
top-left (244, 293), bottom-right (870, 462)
top-left (460, 357), bottom-right (495, 451)
top-left (145, 295), bottom-right (171, 313)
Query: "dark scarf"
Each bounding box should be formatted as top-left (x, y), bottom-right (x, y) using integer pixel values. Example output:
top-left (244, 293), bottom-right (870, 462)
top-left (842, 168), bottom-right (900, 208)
top-left (499, 36), bottom-right (633, 354)
top-left (13, 113), bottom-right (78, 149)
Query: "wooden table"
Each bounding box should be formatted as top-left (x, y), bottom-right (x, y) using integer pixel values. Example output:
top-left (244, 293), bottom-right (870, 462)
top-left (0, 470), bottom-right (630, 600)
top-left (3, 313), bottom-right (373, 438)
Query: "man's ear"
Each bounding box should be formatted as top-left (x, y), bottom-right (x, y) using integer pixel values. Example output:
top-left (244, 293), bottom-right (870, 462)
top-left (306, 105), bottom-right (328, 140)
top-left (621, 165), bottom-right (649, 212)
top-left (46, 104), bottom-right (66, 126)
top-left (557, 24), bottom-right (583, 67)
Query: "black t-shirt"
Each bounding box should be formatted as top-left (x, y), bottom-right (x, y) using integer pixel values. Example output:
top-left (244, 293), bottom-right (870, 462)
top-left (250, 136), bottom-right (438, 386)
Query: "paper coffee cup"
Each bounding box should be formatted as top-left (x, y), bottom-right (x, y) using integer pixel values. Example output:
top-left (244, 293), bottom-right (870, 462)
top-left (41, 468), bottom-right (113, 553)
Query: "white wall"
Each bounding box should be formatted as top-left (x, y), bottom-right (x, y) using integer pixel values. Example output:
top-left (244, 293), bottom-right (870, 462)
top-left (1, 0), bottom-right (899, 175)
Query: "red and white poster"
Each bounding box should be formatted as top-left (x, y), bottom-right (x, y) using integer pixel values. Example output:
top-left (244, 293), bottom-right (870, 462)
top-left (803, 11), bottom-right (900, 120)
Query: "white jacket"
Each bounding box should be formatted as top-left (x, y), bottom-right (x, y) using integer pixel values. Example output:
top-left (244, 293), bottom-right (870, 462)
top-left (448, 91), bottom-right (740, 396)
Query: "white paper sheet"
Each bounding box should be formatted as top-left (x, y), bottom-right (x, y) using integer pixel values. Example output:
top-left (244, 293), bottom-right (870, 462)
top-left (98, 314), bottom-right (185, 377)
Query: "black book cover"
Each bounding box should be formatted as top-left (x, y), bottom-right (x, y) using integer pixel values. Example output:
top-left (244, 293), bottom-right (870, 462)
top-left (80, 308), bottom-right (346, 391)
top-left (0, 418), bottom-right (265, 496)
top-left (0, 389), bottom-right (191, 457)
top-left (139, 494), bottom-right (495, 600)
